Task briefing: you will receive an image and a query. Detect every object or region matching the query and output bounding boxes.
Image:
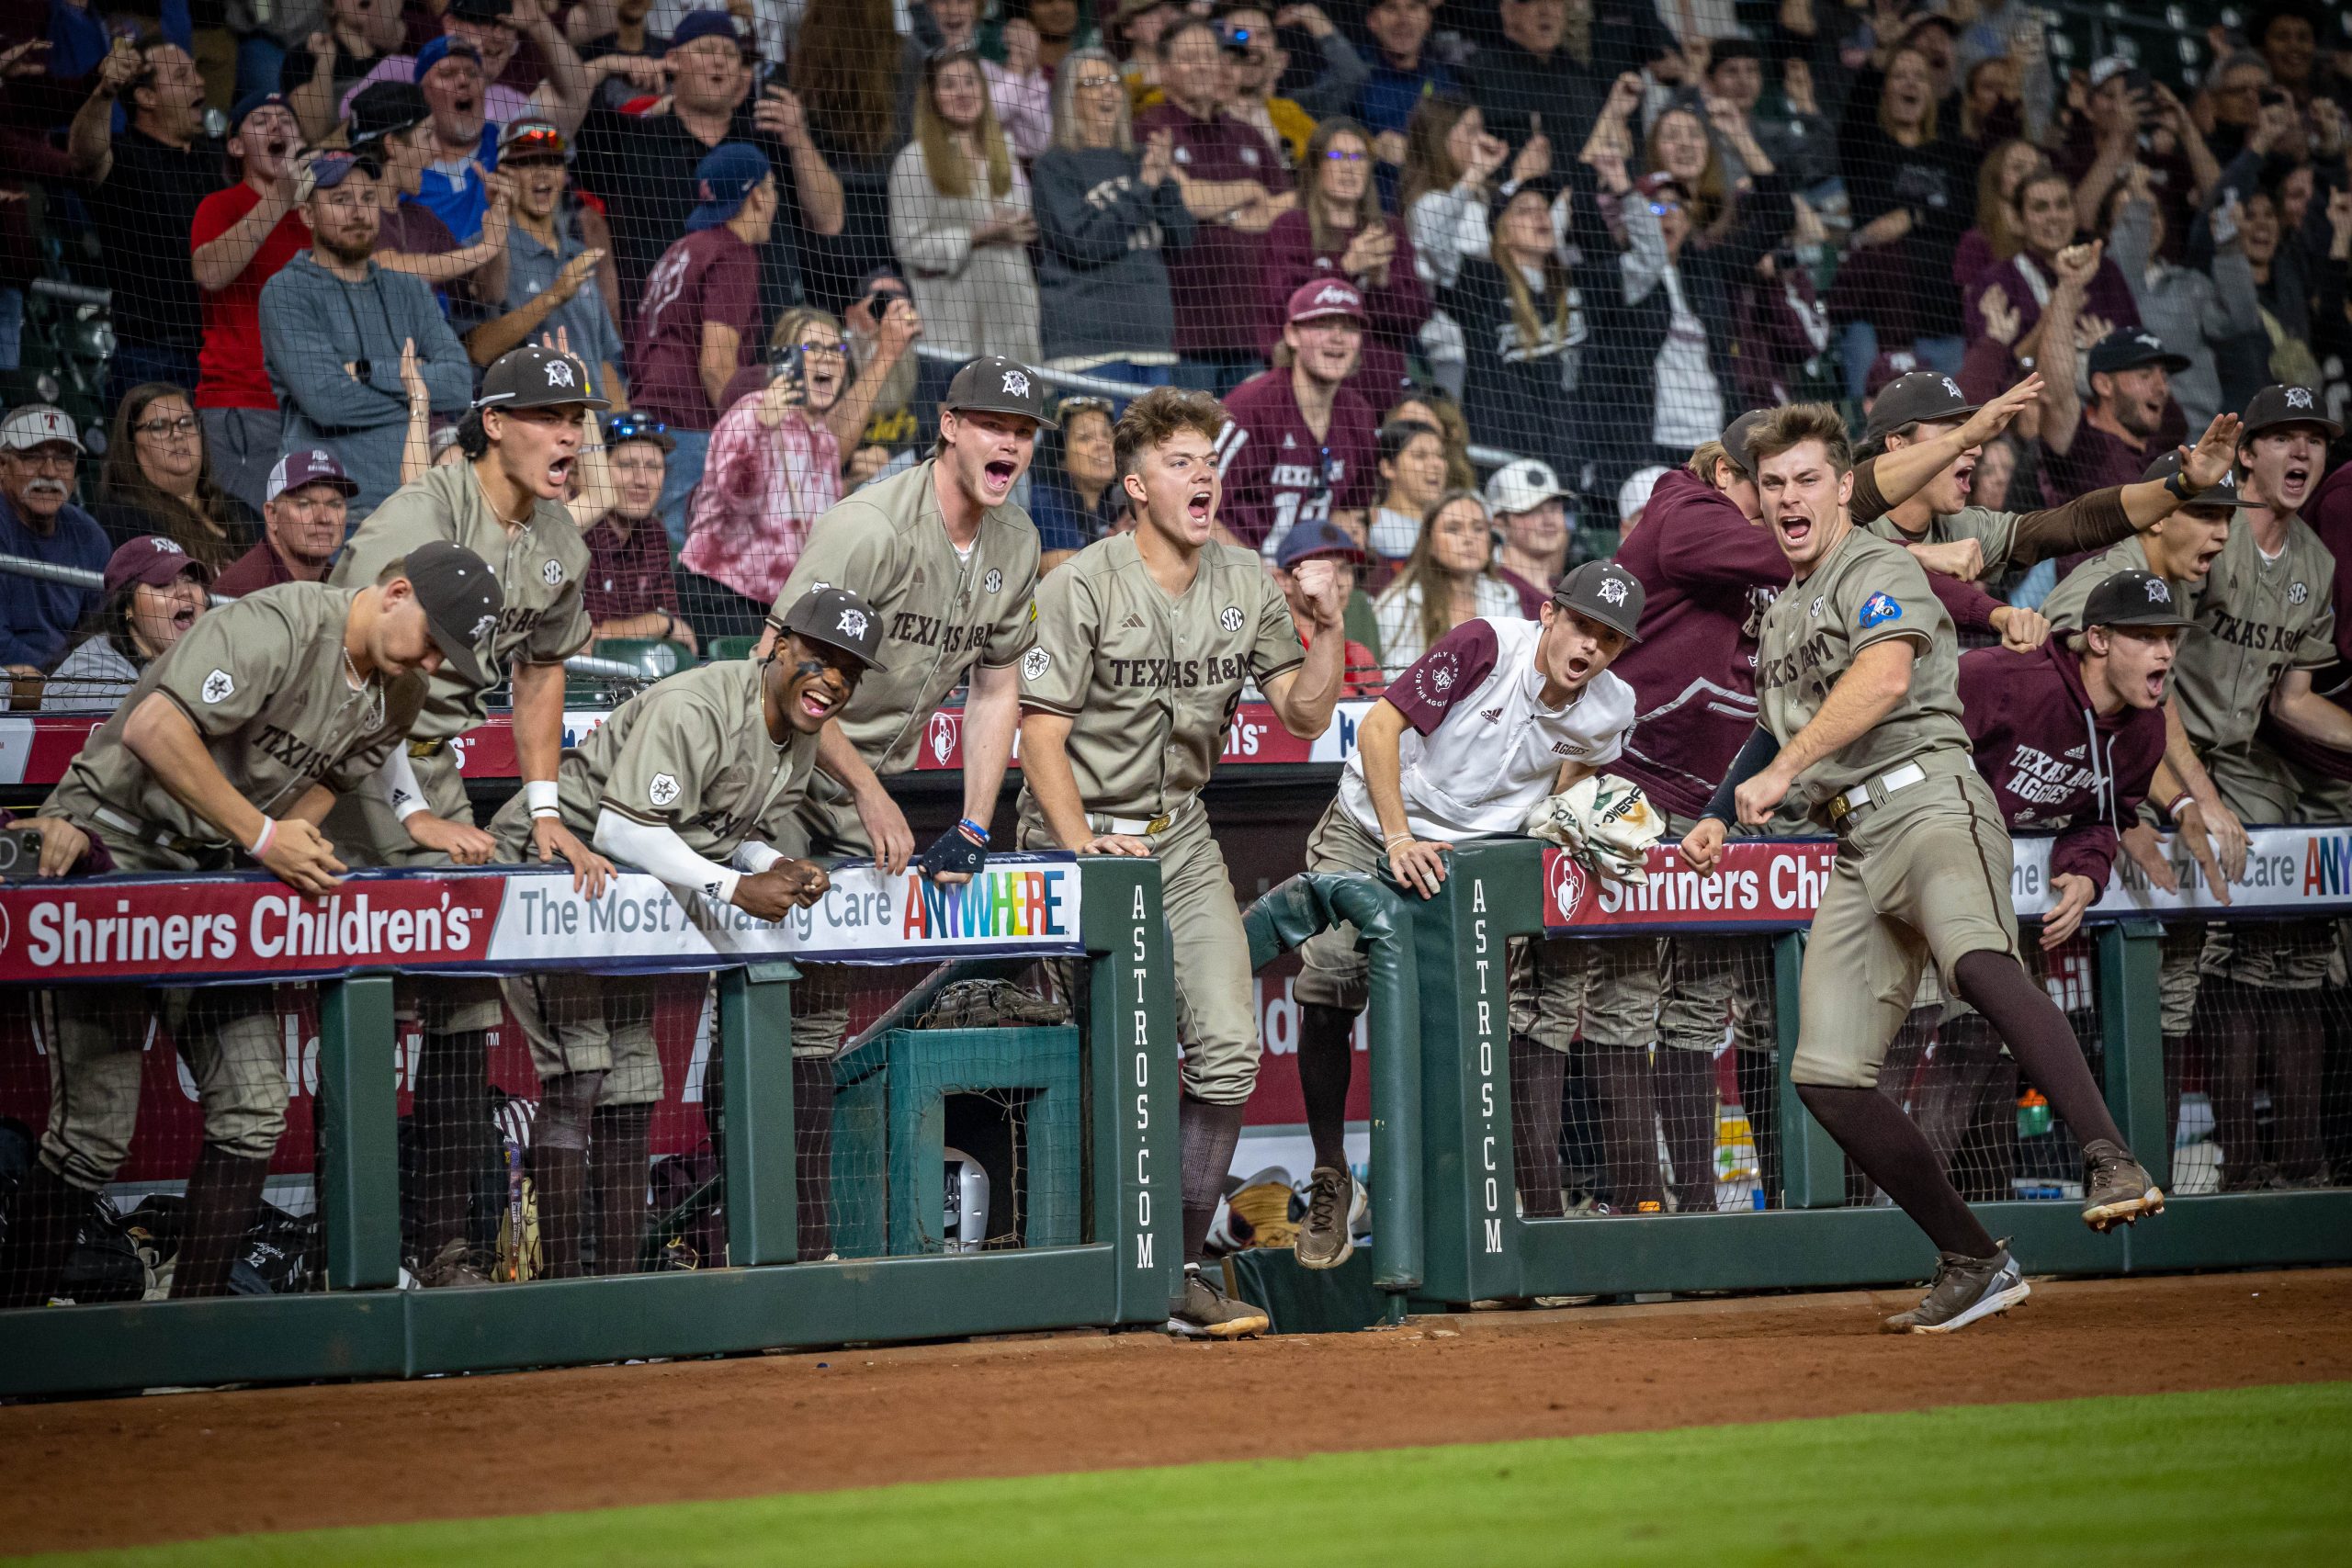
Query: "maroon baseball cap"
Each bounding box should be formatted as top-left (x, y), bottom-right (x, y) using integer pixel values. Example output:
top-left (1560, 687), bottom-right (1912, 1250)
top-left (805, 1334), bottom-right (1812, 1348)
top-left (1865, 348), bottom-right (1922, 399)
top-left (266, 447), bottom-right (359, 503)
top-left (103, 536), bottom-right (209, 595)
top-left (1286, 278), bottom-right (1365, 326)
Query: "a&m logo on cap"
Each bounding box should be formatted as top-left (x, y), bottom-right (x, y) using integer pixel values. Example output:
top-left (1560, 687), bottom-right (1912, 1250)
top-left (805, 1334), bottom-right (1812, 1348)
top-left (471, 613), bottom-right (498, 640)
top-left (1599, 575), bottom-right (1629, 606)
top-left (1001, 369), bottom-right (1031, 399)
top-left (2288, 387), bottom-right (2316, 410)
top-left (1941, 377), bottom-right (1963, 399)
top-left (544, 357), bottom-right (576, 389)
top-left (836, 607), bottom-right (869, 640)
top-left (2146, 579), bottom-right (2170, 603)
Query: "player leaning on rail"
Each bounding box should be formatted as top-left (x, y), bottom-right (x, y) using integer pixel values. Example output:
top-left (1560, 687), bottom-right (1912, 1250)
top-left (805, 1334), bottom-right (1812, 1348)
top-left (0, 542), bottom-right (502, 1308)
top-left (1680, 404), bottom-right (2165, 1337)
top-left (326, 342), bottom-right (617, 1288)
top-left (482, 586), bottom-right (881, 1276)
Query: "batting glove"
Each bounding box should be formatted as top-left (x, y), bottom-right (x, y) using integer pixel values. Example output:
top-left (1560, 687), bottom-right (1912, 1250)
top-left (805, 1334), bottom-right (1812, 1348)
top-left (917, 819), bottom-right (989, 881)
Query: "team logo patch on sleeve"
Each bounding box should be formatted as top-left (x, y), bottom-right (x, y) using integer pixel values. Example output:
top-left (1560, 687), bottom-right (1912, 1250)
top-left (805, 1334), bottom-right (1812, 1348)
top-left (200, 669), bottom-right (235, 704)
top-left (649, 773), bottom-right (681, 807)
top-left (1022, 648), bottom-right (1052, 681)
top-left (1857, 592), bottom-right (1902, 629)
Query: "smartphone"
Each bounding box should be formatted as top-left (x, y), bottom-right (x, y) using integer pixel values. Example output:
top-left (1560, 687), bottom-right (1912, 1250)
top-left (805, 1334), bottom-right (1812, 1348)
top-left (771, 343), bottom-right (807, 398)
top-left (0, 826), bottom-right (43, 877)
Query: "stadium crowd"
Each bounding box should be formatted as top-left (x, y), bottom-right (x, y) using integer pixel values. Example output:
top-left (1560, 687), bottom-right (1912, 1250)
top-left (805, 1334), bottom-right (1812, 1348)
top-left (3, 0), bottom-right (2352, 1308)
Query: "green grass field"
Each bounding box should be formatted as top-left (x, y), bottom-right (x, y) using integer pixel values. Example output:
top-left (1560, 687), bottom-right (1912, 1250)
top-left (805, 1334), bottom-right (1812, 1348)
top-left (23, 1382), bottom-right (2349, 1567)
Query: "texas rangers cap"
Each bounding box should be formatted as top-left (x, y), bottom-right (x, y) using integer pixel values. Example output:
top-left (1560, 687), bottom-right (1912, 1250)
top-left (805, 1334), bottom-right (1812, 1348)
top-left (1285, 277), bottom-right (1365, 326)
top-left (1719, 408), bottom-right (1770, 477)
top-left (944, 355), bottom-right (1058, 426)
top-left (1274, 515), bottom-right (1370, 569)
top-left (0, 403), bottom-right (85, 454)
top-left (476, 344), bottom-right (610, 412)
top-left (2086, 328), bottom-right (2191, 379)
top-left (2238, 382), bottom-right (2344, 441)
top-left (266, 447), bottom-right (359, 503)
top-left (771, 584), bottom-right (888, 672)
top-left (1862, 370), bottom-right (1982, 444)
top-left (2082, 568), bottom-right (2195, 631)
top-left (2141, 451), bottom-right (2252, 510)
top-left (1485, 457), bottom-right (1567, 516)
top-left (1551, 558), bottom-right (1645, 642)
top-left (401, 539), bottom-right (504, 689)
top-left (103, 535), bottom-right (209, 595)
top-left (228, 88), bottom-right (290, 141)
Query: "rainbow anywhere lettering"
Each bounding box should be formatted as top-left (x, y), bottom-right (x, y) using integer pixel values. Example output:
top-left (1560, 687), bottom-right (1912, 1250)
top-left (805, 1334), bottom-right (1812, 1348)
top-left (901, 866), bottom-right (1071, 942)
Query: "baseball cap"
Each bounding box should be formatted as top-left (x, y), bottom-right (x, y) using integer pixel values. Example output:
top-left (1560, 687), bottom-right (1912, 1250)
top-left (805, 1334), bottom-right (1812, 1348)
top-left (604, 413), bottom-right (678, 453)
top-left (2140, 451), bottom-right (2252, 510)
top-left (2086, 329), bottom-right (2191, 378)
top-left (2239, 382), bottom-right (2344, 441)
top-left (475, 344), bottom-right (611, 412)
top-left (0, 403), bottom-right (85, 454)
top-left (1285, 277), bottom-right (1366, 326)
top-left (771, 584), bottom-right (888, 672)
top-left (685, 142), bottom-right (772, 231)
top-left (668, 8), bottom-right (746, 52)
top-left (944, 355), bottom-right (1058, 426)
top-left (1617, 465), bottom-right (1669, 524)
top-left (1863, 370), bottom-right (1981, 444)
top-left (294, 149), bottom-right (378, 203)
top-left (228, 89), bottom-right (289, 140)
top-left (401, 539), bottom-right (505, 688)
top-left (103, 536), bottom-right (209, 595)
top-left (1274, 516), bottom-right (1371, 570)
top-left (2082, 568), bottom-right (2196, 631)
top-left (1485, 457), bottom-right (1568, 516)
top-left (1719, 409), bottom-right (1770, 477)
top-left (497, 116), bottom-right (568, 162)
top-left (1864, 348), bottom-right (1922, 399)
top-left (1552, 559), bottom-right (1645, 641)
top-left (413, 34), bottom-right (485, 81)
top-left (266, 448), bottom-right (359, 503)
top-left (346, 80), bottom-right (430, 148)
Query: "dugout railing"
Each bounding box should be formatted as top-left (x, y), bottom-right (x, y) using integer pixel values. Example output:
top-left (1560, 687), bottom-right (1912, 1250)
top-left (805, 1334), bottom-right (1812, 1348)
top-left (1403, 835), bottom-right (2352, 1309)
top-left (0, 853), bottom-right (1184, 1401)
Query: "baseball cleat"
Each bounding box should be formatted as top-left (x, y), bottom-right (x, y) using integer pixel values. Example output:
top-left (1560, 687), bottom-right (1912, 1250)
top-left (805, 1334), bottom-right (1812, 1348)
top-left (2079, 1139), bottom-right (2165, 1232)
top-left (1167, 1263), bottom-right (1269, 1339)
top-left (1882, 1243), bottom-right (2030, 1334)
top-left (1295, 1165), bottom-right (1356, 1271)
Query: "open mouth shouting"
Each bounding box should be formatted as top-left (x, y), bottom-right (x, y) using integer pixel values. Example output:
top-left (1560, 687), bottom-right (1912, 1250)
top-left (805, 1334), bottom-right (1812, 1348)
top-left (1774, 509), bottom-right (1813, 547)
top-left (172, 599), bottom-right (199, 634)
top-left (1564, 652), bottom-right (1592, 683)
top-left (2144, 667), bottom-right (2168, 702)
top-left (546, 453), bottom-right (574, 490)
top-left (980, 457), bottom-right (1019, 497)
top-left (2280, 460), bottom-right (2312, 504)
top-left (1185, 487), bottom-right (1213, 526)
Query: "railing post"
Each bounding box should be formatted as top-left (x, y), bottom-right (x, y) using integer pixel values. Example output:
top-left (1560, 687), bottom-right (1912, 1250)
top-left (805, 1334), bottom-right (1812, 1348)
top-left (2097, 920), bottom-right (2169, 1193)
top-left (717, 962), bottom-right (797, 1268)
top-left (1080, 859), bottom-right (1184, 1323)
top-left (1773, 932), bottom-right (1845, 1208)
top-left (317, 973), bottom-right (400, 1290)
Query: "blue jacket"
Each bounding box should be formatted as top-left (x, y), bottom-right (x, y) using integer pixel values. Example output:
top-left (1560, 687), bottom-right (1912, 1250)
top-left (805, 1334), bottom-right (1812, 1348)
top-left (0, 490), bottom-right (107, 670)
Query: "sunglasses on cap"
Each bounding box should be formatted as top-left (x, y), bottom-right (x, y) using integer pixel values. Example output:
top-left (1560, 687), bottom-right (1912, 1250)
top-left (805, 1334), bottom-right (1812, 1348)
top-left (502, 124), bottom-right (568, 163)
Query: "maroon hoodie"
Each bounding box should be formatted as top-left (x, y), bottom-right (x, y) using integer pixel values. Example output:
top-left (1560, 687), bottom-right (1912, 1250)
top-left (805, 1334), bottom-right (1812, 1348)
top-left (2256, 460), bottom-right (2352, 782)
top-left (1958, 637), bottom-right (2165, 889)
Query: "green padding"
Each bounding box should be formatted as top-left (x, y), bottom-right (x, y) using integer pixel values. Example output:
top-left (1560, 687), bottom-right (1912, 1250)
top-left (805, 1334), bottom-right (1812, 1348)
top-left (1226, 1245), bottom-right (1388, 1334)
top-left (831, 1026), bottom-right (1083, 1258)
top-left (707, 636), bottom-right (760, 662)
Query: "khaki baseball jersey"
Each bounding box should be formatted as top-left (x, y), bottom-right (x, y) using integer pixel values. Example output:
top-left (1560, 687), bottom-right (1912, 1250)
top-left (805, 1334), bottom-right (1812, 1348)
top-left (2039, 535), bottom-right (2179, 633)
top-left (486, 660), bottom-right (819, 863)
top-left (2169, 516), bottom-right (2337, 755)
top-left (769, 458), bottom-right (1040, 777)
top-left (329, 462), bottom-right (593, 739)
top-left (45, 582), bottom-right (427, 846)
top-left (1754, 524), bottom-right (1972, 807)
top-left (1019, 533), bottom-right (1305, 820)
top-left (1863, 505), bottom-right (2020, 584)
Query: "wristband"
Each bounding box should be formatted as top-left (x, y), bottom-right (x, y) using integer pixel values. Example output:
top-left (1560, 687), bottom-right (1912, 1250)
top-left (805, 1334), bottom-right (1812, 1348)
top-left (2167, 792), bottom-right (2197, 819)
top-left (249, 818), bottom-right (277, 859)
top-left (956, 817), bottom-right (990, 844)
top-left (1384, 830), bottom-right (1413, 847)
top-left (526, 779), bottom-right (561, 819)
top-left (2164, 468), bottom-right (2194, 502)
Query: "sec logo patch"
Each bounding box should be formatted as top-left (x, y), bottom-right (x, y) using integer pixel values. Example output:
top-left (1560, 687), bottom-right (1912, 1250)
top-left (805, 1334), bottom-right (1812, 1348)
top-left (542, 558), bottom-right (566, 587)
top-left (1219, 606), bottom-right (1244, 632)
top-left (984, 569), bottom-right (1003, 593)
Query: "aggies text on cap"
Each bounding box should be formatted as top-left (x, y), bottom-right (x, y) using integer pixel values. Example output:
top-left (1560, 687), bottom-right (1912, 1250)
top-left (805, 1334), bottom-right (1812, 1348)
top-left (1285, 278), bottom-right (1366, 325)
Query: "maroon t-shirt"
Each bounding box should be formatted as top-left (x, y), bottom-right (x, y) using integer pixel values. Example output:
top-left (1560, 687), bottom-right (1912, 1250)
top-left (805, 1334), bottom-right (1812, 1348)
top-left (628, 227), bottom-right (763, 431)
top-left (1385, 618), bottom-right (1501, 734)
top-left (1134, 102), bottom-right (1293, 355)
top-left (1211, 369), bottom-right (1378, 554)
top-left (2256, 460), bottom-right (2352, 781)
top-left (582, 512), bottom-right (682, 624)
top-left (1959, 637), bottom-right (2164, 888)
top-left (1603, 469), bottom-right (1791, 818)
top-left (209, 537), bottom-right (298, 600)
top-left (1497, 564), bottom-right (1552, 621)
top-left (2041, 421), bottom-right (2154, 507)
top-left (1256, 209), bottom-right (1430, 402)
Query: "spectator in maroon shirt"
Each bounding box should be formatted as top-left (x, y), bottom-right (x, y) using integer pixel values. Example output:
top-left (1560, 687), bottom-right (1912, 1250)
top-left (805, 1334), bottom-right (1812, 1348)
top-left (2040, 319), bottom-right (2192, 504)
top-left (1258, 116), bottom-right (1428, 405)
top-left (211, 448), bottom-right (361, 598)
top-left (628, 141), bottom-right (773, 543)
top-left (579, 413), bottom-right (695, 653)
top-left (1959, 169), bottom-right (2139, 401)
top-left (1135, 16), bottom-right (1295, 391)
top-left (1212, 278), bottom-right (1379, 556)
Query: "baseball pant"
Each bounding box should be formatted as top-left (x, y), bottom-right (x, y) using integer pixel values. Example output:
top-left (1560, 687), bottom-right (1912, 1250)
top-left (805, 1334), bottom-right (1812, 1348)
top-left (1792, 766), bottom-right (2019, 1090)
top-left (1019, 795), bottom-right (1261, 1106)
top-left (501, 971), bottom-right (666, 1106)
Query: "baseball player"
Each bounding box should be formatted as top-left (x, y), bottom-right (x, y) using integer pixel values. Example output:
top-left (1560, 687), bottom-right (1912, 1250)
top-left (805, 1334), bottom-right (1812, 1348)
top-left (758, 355), bottom-right (1053, 1067)
top-left (1681, 404), bottom-right (2163, 1336)
top-left (482, 587), bottom-right (881, 1274)
top-left (1290, 559), bottom-right (1644, 1261)
top-left (1920, 569), bottom-right (2185, 1196)
top-left (0, 544), bottom-right (499, 1307)
top-left (1018, 386), bottom-right (1347, 1337)
top-left (1851, 371), bottom-right (2242, 646)
top-left (327, 342), bottom-right (616, 1287)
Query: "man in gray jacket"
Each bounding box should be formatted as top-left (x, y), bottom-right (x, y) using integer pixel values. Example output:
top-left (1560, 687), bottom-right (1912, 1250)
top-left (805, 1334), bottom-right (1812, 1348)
top-left (2108, 164), bottom-right (2260, 431)
top-left (258, 150), bottom-right (475, 513)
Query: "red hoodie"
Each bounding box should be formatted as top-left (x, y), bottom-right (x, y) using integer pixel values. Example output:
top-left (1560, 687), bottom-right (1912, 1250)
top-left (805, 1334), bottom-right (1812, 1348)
top-left (1958, 637), bottom-right (2165, 888)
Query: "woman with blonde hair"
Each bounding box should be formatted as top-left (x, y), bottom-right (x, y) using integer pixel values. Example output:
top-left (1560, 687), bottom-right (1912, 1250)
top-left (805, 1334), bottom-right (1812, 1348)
top-left (888, 47), bottom-right (1041, 365)
top-left (1954, 138), bottom-right (2048, 298)
top-left (1260, 115), bottom-right (1430, 401)
top-left (1374, 488), bottom-right (1521, 676)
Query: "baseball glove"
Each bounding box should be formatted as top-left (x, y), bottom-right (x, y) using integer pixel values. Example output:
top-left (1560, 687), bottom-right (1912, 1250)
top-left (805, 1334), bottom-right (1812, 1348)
top-left (1521, 773), bottom-right (1665, 886)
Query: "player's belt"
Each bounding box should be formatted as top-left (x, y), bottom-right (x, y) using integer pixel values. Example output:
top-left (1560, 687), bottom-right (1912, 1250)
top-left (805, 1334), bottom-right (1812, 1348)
top-left (1094, 802), bottom-right (1189, 837)
top-left (1823, 761), bottom-right (1928, 827)
top-left (89, 805), bottom-right (231, 862)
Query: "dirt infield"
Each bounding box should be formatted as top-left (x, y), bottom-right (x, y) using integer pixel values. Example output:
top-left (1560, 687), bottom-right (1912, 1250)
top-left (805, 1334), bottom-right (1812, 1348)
top-left (5, 1267), bottom-right (2349, 1558)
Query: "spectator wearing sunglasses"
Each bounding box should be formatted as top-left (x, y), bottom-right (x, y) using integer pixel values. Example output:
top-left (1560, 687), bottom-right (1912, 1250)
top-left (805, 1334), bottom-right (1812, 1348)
top-left (1260, 116), bottom-right (1430, 404)
top-left (458, 118), bottom-right (627, 404)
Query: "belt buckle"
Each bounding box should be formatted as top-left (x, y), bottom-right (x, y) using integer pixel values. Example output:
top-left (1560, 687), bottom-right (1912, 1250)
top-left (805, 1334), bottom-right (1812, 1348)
top-left (408, 739), bottom-right (443, 759)
top-left (1146, 813), bottom-right (1171, 835)
top-left (1826, 794), bottom-right (1850, 822)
